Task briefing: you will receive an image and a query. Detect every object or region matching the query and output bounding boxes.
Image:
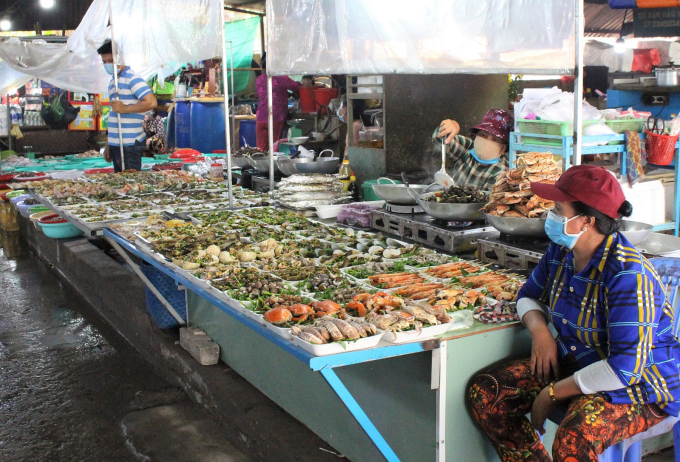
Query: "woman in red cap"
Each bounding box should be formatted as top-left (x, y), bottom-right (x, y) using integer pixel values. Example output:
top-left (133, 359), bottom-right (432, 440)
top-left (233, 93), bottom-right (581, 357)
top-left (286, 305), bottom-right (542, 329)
top-left (434, 109), bottom-right (514, 191)
top-left (467, 165), bottom-right (680, 462)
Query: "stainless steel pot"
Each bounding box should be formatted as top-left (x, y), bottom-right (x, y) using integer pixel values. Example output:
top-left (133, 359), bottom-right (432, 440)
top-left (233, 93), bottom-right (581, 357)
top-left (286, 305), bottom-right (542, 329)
top-left (656, 64), bottom-right (680, 87)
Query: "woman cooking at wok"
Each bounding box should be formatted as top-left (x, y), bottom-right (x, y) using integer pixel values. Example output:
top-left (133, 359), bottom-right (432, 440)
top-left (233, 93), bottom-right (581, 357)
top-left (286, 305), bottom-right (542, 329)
top-left (466, 165), bottom-right (680, 462)
top-left (434, 109), bottom-right (514, 191)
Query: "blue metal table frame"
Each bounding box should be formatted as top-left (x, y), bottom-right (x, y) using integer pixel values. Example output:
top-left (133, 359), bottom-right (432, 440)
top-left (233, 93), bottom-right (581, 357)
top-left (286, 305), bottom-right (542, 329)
top-left (103, 228), bottom-right (438, 462)
top-left (509, 131), bottom-right (680, 236)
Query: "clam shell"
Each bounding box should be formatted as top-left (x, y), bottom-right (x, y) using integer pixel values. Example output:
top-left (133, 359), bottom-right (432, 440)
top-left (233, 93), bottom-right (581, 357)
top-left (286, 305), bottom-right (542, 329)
top-left (386, 238), bottom-right (406, 248)
top-left (383, 248), bottom-right (401, 259)
top-left (368, 245), bottom-right (383, 255)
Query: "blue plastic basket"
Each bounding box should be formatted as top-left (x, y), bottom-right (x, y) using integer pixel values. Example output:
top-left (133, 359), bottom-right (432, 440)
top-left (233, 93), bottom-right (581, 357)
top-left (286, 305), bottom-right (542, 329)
top-left (141, 262), bottom-right (187, 329)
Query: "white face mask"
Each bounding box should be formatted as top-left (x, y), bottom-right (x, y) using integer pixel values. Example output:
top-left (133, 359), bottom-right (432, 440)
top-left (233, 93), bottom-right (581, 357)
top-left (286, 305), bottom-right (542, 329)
top-left (472, 136), bottom-right (505, 162)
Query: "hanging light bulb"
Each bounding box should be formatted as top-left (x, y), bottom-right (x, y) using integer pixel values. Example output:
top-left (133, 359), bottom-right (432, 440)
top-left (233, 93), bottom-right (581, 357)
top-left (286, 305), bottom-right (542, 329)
top-left (614, 37), bottom-right (626, 54)
top-left (40, 0), bottom-right (55, 8)
top-left (0, 19), bottom-right (10, 31)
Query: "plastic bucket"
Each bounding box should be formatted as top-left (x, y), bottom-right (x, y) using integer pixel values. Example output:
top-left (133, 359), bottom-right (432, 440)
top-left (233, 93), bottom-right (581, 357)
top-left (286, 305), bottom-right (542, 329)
top-left (299, 87), bottom-right (316, 113)
top-left (190, 102), bottom-right (226, 153)
top-left (313, 87), bottom-right (339, 108)
top-left (174, 101), bottom-right (192, 148)
top-left (239, 120), bottom-right (257, 148)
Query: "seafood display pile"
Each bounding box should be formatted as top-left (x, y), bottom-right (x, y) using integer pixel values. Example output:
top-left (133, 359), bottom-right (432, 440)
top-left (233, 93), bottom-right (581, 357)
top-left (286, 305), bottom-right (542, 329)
top-left (484, 152), bottom-right (560, 218)
top-left (70, 150), bottom-right (102, 159)
top-left (273, 174), bottom-right (351, 209)
top-left (21, 171), bottom-right (270, 225)
top-left (117, 206), bottom-right (524, 355)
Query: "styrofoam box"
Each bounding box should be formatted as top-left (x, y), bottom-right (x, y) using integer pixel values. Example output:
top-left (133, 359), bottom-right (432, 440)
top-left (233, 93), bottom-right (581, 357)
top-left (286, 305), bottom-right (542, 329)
top-left (618, 178), bottom-right (666, 226)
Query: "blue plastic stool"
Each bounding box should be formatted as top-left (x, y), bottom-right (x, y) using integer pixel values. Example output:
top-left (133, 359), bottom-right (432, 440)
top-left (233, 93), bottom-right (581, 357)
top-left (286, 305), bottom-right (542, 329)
top-left (548, 257), bottom-right (680, 461)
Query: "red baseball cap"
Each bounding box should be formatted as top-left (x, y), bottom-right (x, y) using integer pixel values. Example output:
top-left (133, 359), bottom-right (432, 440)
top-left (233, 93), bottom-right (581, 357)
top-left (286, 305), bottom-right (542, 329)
top-left (530, 165), bottom-right (626, 219)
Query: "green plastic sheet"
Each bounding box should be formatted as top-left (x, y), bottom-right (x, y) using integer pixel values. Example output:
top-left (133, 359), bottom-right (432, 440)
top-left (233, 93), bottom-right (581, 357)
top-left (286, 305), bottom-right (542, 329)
top-left (224, 17), bottom-right (261, 95)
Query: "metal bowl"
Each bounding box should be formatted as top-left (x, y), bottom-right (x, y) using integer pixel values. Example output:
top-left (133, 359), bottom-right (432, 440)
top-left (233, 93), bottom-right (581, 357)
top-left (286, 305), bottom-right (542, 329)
top-left (484, 213), bottom-right (547, 238)
top-left (620, 220), bottom-right (653, 246)
top-left (230, 156), bottom-right (252, 168)
top-left (371, 183), bottom-right (433, 205)
top-left (277, 156), bottom-right (340, 176)
top-left (247, 155), bottom-right (281, 173)
top-left (418, 192), bottom-right (486, 221)
top-left (636, 232), bottom-right (680, 257)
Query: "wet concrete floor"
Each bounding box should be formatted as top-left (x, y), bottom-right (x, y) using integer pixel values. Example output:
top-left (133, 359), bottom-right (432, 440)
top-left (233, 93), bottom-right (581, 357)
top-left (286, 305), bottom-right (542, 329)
top-left (0, 233), bottom-right (248, 462)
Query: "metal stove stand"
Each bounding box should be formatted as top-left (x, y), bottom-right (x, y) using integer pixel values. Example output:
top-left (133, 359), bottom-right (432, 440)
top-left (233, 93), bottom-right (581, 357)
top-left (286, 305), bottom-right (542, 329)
top-left (371, 209), bottom-right (499, 254)
top-left (251, 174), bottom-right (281, 193)
top-left (477, 235), bottom-right (550, 271)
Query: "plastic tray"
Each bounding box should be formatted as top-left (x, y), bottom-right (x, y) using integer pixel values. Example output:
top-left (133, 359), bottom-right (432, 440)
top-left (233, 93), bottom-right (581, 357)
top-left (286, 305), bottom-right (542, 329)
top-left (380, 321), bottom-right (467, 344)
top-left (292, 331), bottom-right (385, 356)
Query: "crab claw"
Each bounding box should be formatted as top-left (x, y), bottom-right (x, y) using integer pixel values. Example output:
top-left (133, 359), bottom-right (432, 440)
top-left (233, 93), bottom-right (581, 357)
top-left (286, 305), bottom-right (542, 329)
top-left (346, 301), bottom-right (367, 317)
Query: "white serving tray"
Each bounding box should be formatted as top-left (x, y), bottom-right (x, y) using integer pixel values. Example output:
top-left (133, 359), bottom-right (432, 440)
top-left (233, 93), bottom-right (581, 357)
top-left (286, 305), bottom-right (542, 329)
top-left (292, 330), bottom-right (385, 356)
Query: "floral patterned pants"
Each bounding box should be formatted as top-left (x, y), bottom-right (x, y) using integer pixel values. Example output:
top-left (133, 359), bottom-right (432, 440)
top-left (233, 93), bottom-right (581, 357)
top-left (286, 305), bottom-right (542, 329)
top-left (466, 359), bottom-right (667, 462)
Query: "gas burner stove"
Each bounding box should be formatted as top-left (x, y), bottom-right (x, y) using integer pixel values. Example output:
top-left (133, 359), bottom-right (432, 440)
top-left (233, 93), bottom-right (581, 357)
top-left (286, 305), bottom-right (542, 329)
top-left (384, 203), bottom-right (424, 214)
top-left (476, 234), bottom-right (551, 271)
top-left (430, 219), bottom-right (475, 229)
top-left (371, 209), bottom-right (498, 254)
top-left (497, 233), bottom-right (551, 247)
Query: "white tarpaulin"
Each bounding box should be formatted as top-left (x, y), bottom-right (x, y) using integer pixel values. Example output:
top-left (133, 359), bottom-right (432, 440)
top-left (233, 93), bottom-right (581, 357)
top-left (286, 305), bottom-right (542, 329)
top-left (0, 61), bottom-right (31, 96)
top-left (0, 0), bottom-right (222, 94)
top-left (267, 0), bottom-right (576, 75)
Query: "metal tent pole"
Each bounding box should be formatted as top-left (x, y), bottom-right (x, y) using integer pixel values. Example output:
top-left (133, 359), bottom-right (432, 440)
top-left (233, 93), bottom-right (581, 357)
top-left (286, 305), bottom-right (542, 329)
top-left (109, 0), bottom-right (126, 171)
top-left (573, 0), bottom-right (585, 167)
top-left (229, 42), bottom-right (236, 151)
top-left (221, 25), bottom-right (234, 209)
top-left (268, 75), bottom-right (274, 192)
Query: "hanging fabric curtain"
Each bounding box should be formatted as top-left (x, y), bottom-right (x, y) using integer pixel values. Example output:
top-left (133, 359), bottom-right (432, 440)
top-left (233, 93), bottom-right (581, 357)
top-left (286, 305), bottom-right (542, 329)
top-left (224, 17), bottom-right (262, 94)
top-left (267, 0), bottom-right (575, 75)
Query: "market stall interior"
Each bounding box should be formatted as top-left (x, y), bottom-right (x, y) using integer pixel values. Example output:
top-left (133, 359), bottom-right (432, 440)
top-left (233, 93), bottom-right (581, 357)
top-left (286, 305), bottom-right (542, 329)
top-left (3, 0), bottom-right (680, 461)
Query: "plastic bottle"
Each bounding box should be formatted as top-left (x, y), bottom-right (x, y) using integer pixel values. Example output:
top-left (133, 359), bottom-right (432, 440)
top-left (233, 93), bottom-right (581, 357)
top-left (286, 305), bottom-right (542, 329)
top-left (339, 160), bottom-right (351, 191)
top-left (348, 174), bottom-right (359, 201)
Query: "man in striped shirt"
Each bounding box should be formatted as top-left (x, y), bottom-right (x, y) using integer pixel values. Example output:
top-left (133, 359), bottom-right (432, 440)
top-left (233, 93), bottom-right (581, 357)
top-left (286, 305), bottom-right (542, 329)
top-left (97, 41), bottom-right (157, 172)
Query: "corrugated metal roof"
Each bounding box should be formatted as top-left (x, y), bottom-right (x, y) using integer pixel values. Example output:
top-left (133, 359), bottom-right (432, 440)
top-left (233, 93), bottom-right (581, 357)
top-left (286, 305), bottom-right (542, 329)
top-left (585, 3), bottom-right (630, 37)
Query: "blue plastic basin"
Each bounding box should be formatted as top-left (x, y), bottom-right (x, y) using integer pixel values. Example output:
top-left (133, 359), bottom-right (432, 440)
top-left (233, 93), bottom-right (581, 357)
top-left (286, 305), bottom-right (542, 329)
top-left (39, 221), bottom-right (84, 239)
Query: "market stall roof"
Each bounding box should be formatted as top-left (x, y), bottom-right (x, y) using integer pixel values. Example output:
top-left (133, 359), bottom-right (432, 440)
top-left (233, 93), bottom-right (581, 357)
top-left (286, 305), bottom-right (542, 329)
top-left (266, 0), bottom-right (576, 76)
top-left (585, 2), bottom-right (631, 37)
top-left (224, 0), bottom-right (266, 13)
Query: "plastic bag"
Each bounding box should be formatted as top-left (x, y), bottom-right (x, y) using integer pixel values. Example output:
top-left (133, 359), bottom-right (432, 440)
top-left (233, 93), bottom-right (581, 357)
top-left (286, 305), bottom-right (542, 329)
top-left (536, 91), bottom-right (602, 122)
top-left (583, 122), bottom-right (617, 146)
top-left (632, 49), bottom-right (660, 74)
top-left (40, 92), bottom-right (80, 129)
